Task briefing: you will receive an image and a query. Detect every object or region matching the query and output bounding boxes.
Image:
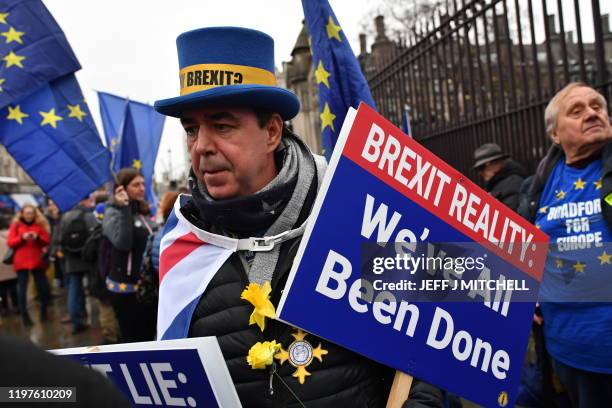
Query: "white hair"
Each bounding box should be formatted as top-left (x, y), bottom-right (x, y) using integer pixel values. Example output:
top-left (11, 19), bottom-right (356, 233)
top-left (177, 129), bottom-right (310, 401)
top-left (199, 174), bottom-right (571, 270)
top-left (544, 82), bottom-right (607, 138)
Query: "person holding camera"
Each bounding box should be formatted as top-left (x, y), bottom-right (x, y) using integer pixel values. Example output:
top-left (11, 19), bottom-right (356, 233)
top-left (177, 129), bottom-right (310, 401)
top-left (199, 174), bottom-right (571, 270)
top-left (6, 204), bottom-right (50, 326)
top-left (102, 168), bottom-right (156, 342)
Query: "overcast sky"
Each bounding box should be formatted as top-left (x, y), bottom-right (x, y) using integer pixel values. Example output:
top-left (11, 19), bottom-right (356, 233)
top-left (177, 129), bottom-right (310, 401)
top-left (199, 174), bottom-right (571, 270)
top-left (42, 0), bottom-right (372, 181)
top-left (42, 0), bottom-right (611, 182)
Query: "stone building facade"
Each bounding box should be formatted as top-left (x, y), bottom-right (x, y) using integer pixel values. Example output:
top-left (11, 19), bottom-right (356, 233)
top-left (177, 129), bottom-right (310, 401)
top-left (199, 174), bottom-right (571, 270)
top-left (284, 17), bottom-right (398, 154)
top-left (0, 145), bottom-right (32, 186)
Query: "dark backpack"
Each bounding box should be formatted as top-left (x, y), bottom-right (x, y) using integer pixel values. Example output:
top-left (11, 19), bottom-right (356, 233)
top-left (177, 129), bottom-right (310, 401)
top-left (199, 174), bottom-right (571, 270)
top-left (81, 224), bottom-right (102, 263)
top-left (136, 233), bottom-right (159, 307)
top-left (60, 210), bottom-right (88, 253)
top-left (87, 228), bottom-right (113, 299)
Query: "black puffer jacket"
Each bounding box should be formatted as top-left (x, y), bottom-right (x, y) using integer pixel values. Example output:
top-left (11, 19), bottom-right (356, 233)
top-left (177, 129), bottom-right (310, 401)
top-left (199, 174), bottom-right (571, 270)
top-left (189, 235), bottom-right (392, 407)
top-left (184, 184), bottom-right (443, 407)
top-left (485, 159), bottom-right (527, 212)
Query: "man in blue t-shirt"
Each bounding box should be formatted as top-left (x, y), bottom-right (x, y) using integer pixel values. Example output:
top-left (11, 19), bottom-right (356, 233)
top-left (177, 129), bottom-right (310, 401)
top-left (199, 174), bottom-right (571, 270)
top-left (519, 82), bottom-right (612, 407)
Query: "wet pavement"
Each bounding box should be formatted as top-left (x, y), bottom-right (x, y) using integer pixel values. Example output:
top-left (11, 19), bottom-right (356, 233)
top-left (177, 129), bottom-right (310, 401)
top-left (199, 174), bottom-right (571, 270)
top-left (0, 285), bottom-right (492, 408)
top-left (0, 286), bottom-right (105, 351)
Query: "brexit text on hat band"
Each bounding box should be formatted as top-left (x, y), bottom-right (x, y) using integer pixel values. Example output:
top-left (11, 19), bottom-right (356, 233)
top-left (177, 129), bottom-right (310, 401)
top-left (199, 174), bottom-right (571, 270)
top-left (179, 63), bottom-right (277, 95)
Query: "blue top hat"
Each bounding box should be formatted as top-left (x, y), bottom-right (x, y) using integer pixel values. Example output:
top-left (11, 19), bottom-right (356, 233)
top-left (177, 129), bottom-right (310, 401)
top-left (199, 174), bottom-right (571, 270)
top-left (154, 27), bottom-right (300, 120)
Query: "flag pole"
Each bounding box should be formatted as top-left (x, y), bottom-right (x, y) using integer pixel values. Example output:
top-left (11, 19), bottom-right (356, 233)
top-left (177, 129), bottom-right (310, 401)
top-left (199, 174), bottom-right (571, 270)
top-left (386, 371), bottom-right (413, 408)
top-left (110, 98), bottom-right (131, 173)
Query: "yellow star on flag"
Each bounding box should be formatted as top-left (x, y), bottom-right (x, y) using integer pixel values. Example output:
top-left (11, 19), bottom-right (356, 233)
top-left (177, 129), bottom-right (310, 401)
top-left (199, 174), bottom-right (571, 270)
top-left (555, 190), bottom-right (566, 200)
top-left (3, 51), bottom-right (25, 68)
top-left (573, 178), bottom-right (586, 190)
top-left (320, 103), bottom-right (336, 132)
top-left (598, 251), bottom-right (612, 265)
top-left (314, 60), bottom-right (331, 88)
top-left (326, 16), bottom-right (342, 41)
top-left (0, 13), bottom-right (8, 25)
top-left (0, 78), bottom-right (5, 92)
top-left (118, 283), bottom-right (127, 292)
top-left (40, 108), bottom-right (63, 128)
top-left (67, 104), bottom-right (87, 121)
top-left (1, 26), bottom-right (24, 44)
top-left (7, 105), bottom-right (28, 124)
top-left (555, 259), bottom-right (564, 268)
top-left (572, 261), bottom-right (586, 273)
top-left (538, 206), bottom-right (548, 214)
top-left (132, 159), bottom-right (142, 170)
top-left (594, 178), bottom-right (602, 190)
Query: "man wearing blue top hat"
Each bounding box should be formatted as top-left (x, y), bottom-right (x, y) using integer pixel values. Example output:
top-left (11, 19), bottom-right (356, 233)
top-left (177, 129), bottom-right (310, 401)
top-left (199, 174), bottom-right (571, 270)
top-left (154, 27), bottom-right (442, 407)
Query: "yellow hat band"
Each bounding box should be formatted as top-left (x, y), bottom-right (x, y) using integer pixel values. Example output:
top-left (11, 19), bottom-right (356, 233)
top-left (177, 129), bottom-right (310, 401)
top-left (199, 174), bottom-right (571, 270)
top-left (179, 63), bottom-right (277, 96)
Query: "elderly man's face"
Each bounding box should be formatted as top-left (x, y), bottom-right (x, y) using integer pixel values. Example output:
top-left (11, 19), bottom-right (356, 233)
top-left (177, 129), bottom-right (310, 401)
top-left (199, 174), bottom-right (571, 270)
top-left (181, 107), bottom-right (282, 199)
top-left (553, 87), bottom-right (611, 153)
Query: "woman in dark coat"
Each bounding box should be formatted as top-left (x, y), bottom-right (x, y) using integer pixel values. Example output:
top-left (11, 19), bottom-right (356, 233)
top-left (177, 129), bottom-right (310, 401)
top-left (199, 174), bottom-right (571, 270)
top-left (102, 168), bottom-right (156, 342)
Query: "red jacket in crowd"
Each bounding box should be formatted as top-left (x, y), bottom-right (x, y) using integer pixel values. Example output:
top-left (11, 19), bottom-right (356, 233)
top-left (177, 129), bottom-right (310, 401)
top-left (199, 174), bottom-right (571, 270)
top-left (7, 220), bottom-right (50, 271)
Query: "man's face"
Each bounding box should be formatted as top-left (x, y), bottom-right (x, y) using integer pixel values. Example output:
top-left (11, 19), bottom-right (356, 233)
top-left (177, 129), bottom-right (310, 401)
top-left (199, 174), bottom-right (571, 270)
top-left (552, 86), bottom-right (611, 153)
top-left (477, 161), bottom-right (499, 183)
top-left (181, 107), bottom-right (282, 200)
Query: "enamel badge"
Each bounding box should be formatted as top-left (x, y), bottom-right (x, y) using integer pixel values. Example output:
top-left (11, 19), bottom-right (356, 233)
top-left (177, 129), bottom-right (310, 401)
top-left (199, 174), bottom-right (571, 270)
top-left (275, 329), bottom-right (328, 384)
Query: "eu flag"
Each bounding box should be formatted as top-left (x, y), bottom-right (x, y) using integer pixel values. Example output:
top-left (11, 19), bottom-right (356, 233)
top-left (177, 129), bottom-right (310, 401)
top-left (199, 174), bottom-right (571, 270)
top-left (0, 0), bottom-right (80, 109)
top-left (0, 74), bottom-right (112, 212)
top-left (302, 0), bottom-right (376, 159)
top-left (97, 91), bottom-right (127, 154)
top-left (0, 0), bottom-right (111, 212)
top-left (97, 92), bottom-right (165, 204)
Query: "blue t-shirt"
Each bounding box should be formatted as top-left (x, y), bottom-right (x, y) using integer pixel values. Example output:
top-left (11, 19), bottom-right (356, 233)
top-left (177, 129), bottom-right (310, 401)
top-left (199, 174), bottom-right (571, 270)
top-left (535, 158), bottom-right (612, 373)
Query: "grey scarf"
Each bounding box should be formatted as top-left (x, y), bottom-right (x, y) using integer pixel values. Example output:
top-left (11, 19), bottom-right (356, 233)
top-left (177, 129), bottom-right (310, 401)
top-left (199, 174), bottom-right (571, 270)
top-left (196, 134), bottom-right (326, 284)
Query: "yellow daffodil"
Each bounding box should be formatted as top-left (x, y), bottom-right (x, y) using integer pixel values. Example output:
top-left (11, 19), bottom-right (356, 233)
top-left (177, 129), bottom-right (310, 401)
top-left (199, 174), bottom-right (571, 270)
top-left (241, 281), bottom-right (276, 331)
top-left (246, 340), bottom-right (281, 370)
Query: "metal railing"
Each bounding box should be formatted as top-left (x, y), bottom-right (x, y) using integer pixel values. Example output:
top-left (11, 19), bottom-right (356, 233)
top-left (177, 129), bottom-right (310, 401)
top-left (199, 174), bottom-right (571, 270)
top-left (367, 0), bottom-right (612, 178)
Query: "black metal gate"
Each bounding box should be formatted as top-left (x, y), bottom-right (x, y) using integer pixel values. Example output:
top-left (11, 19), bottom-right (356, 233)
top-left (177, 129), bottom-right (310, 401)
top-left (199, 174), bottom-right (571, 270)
top-left (367, 0), bottom-right (612, 178)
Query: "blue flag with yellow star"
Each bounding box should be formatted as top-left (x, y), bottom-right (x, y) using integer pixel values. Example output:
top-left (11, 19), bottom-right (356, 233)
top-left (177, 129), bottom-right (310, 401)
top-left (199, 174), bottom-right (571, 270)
top-left (97, 91), bottom-right (165, 204)
top-left (302, 0), bottom-right (376, 159)
top-left (0, 74), bottom-right (112, 212)
top-left (0, 0), bottom-right (80, 110)
top-left (0, 0), bottom-right (111, 212)
top-left (116, 104), bottom-right (141, 175)
top-left (97, 91), bottom-right (127, 153)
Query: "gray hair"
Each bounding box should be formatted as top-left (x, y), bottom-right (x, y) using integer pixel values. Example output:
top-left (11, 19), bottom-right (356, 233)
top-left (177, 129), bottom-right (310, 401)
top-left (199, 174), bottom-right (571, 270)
top-left (544, 82), bottom-right (607, 138)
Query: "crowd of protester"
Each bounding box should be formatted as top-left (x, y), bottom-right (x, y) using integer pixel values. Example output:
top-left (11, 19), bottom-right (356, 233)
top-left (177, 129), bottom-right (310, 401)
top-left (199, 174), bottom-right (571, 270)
top-left (0, 81), bottom-right (610, 407)
top-left (0, 170), bottom-right (180, 344)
